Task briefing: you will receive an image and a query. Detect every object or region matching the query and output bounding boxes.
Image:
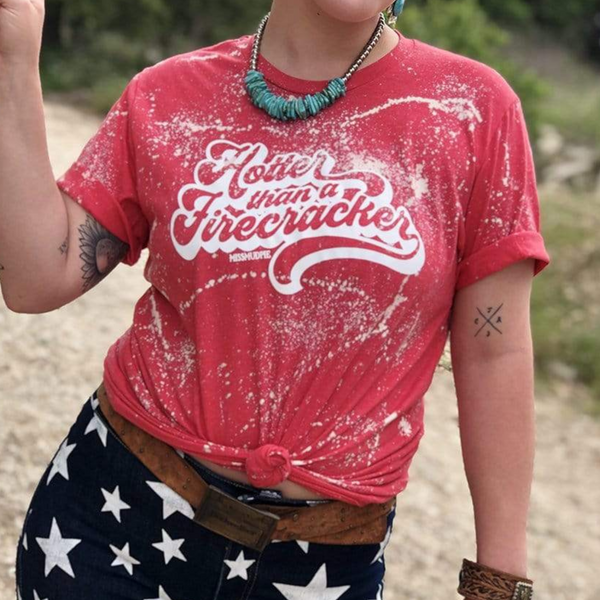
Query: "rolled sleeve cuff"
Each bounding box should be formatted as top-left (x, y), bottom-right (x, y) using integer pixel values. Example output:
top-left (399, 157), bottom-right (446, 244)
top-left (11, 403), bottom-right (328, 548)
top-left (455, 230), bottom-right (551, 291)
top-left (57, 171), bottom-right (146, 267)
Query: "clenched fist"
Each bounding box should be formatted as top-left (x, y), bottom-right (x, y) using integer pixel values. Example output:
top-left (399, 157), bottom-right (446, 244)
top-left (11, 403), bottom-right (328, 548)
top-left (0, 0), bottom-right (45, 68)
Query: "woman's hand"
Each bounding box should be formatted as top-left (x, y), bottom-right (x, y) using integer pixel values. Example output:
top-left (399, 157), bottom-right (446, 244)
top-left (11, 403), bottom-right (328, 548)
top-left (0, 0), bottom-right (45, 69)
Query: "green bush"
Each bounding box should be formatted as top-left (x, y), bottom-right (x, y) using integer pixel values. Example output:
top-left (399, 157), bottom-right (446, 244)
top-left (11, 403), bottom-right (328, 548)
top-left (41, 0), bottom-right (550, 125)
top-left (538, 79), bottom-right (600, 147)
top-left (399, 0), bottom-right (549, 140)
top-left (40, 31), bottom-right (157, 111)
top-left (479, 0), bottom-right (600, 57)
top-left (88, 75), bottom-right (134, 113)
top-left (45, 0), bottom-right (171, 45)
top-left (478, 0), bottom-right (534, 25)
top-left (531, 191), bottom-right (600, 406)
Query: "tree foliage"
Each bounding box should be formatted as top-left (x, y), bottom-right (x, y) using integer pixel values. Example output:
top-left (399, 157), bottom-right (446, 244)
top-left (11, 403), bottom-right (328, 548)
top-left (40, 0), bottom-right (598, 133)
top-left (481, 0), bottom-right (600, 59)
top-left (400, 0), bottom-right (550, 139)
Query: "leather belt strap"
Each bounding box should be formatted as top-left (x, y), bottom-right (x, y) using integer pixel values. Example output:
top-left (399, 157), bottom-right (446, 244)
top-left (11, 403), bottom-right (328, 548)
top-left (96, 382), bottom-right (396, 552)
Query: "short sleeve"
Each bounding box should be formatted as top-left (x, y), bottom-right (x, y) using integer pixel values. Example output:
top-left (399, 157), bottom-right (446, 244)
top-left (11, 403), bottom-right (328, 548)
top-left (455, 99), bottom-right (551, 291)
top-left (56, 73), bottom-right (149, 266)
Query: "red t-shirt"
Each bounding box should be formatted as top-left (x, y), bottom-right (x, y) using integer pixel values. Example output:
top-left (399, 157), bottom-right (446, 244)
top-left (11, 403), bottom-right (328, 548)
top-left (56, 29), bottom-right (550, 506)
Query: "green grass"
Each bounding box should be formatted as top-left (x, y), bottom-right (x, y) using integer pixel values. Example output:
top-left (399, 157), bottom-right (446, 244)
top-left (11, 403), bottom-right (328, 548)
top-left (540, 75), bottom-right (600, 147)
top-left (531, 190), bottom-right (600, 415)
top-left (502, 24), bottom-right (600, 147)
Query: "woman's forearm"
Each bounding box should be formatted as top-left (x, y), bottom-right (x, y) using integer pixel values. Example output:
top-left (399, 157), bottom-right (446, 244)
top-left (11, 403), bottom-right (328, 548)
top-left (455, 349), bottom-right (536, 578)
top-left (0, 66), bottom-right (70, 310)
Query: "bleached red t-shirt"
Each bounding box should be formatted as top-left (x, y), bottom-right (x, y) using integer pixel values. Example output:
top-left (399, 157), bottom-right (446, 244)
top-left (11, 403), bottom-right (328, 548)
top-left (56, 29), bottom-right (551, 505)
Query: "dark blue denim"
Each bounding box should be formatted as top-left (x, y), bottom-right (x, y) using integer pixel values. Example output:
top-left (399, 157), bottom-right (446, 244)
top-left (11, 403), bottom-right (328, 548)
top-left (15, 386), bottom-right (396, 599)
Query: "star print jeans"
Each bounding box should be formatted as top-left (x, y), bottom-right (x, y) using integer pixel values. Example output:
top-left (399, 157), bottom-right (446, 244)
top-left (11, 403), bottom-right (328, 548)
top-left (15, 385), bottom-right (396, 600)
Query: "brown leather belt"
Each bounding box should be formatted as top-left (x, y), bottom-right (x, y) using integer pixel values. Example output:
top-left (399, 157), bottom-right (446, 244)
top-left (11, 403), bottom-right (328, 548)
top-left (96, 381), bottom-right (396, 552)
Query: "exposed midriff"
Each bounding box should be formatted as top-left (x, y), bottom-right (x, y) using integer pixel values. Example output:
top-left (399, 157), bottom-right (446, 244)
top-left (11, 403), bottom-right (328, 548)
top-left (189, 453), bottom-right (331, 500)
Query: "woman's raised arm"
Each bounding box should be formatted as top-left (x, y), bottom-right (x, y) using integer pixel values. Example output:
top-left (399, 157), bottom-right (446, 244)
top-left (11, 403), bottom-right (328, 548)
top-left (0, 0), bottom-right (132, 313)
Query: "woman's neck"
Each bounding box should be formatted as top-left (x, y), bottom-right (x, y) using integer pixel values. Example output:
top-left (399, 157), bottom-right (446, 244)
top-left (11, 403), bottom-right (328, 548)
top-left (259, 0), bottom-right (398, 81)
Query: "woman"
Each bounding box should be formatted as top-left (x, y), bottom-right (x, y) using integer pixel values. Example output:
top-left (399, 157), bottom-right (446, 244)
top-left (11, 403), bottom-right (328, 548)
top-left (1, 0), bottom-right (548, 598)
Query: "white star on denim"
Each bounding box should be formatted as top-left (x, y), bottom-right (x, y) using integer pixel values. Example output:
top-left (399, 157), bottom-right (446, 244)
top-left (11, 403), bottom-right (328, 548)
top-left (17, 588), bottom-right (22, 600)
top-left (144, 585), bottom-right (173, 600)
top-left (146, 481), bottom-right (194, 520)
top-left (270, 539), bottom-right (310, 553)
top-left (110, 542), bottom-right (141, 575)
top-left (101, 485), bottom-right (131, 523)
top-left (36, 517), bottom-right (82, 578)
top-left (370, 525), bottom-right (392, 564)
top-left (85, 411), bottom-right (108, 446)
top-left (272, 563), bottom-right (350, 600)
top-left (368, 582), bottom-right (383, 600)
top-left (152, 529), bottom-right (187, 565)
top-left (223, 549), bottom-right (256, 580)
top-left (46, 439), bottom-right (77, 484)
top-left (90, 393), bottom-right (99, 410)
top-left (22, 533), bottom-right (28, 550)
top-left (34, 591), bottom-right (49, 600)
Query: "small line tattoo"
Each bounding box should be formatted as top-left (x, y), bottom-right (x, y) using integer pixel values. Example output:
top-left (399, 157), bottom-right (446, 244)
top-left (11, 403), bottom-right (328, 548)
top-left (78, 214), bottom-right (128, 292)
top-left (474, 303), bottom-right (503, 337)
top-left (59, 236), bottom-right (68, 255)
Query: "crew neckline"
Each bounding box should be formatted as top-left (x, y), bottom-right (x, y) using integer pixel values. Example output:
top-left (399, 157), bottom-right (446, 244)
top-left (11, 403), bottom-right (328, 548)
top-left (246, 28), bottom-right (410, 95)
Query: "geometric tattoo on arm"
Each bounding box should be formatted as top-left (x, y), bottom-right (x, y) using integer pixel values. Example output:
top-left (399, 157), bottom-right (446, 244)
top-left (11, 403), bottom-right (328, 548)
top-left (78, 214), bottom-right (129, 293)
top-left (58, 236), bottom-right (68, 255)
top-left (474, 303), bottom-right (503, 337)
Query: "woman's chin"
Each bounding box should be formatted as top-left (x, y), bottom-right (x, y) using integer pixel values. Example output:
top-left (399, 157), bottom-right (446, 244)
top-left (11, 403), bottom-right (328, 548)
top-left (313, 0), bottom-right (391, 24)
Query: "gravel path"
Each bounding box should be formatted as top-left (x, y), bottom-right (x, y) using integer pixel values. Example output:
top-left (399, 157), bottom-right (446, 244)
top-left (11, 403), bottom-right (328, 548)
top-left (0, 99), bottom-right (598, 600)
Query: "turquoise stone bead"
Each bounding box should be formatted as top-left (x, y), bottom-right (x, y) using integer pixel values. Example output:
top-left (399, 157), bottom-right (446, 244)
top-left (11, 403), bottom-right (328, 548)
top-left (263, 92), bottom-right (275, 108)
top-left (271, 97), bottom-right (280, 118)
top-left (315, 91), bottom-right (327, 105)
top-left (288, 102), bottom-right (299, 120)
top-left (315, 93), bottom-right (327, 109)
top-left (285, 102), bottom-right (296, 120)
top-left (246, 69), bottom-right (263, 82)
top-left (329, 77), bottom-right (346, 97)
top-left (275, 97), bottom-right (286, 119)
top-left (295, 98), bottom-right (307, 119)
top-left (256, 91), bottom-right (268, 108)
top-left (323, 87), bottom-right (336, 101)
top-left (251, 83), bottom-right (268, 94)
top-left (252, 88), bottom-right (265, 102)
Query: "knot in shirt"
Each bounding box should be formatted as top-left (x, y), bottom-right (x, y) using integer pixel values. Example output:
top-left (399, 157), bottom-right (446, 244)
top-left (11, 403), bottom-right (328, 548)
top-left (245, 444), bottom-right (292, 488)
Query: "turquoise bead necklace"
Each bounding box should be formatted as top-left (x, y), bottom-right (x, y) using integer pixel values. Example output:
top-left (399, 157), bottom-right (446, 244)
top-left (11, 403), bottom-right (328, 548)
top-left (245, 11), bottom-right (386, 122)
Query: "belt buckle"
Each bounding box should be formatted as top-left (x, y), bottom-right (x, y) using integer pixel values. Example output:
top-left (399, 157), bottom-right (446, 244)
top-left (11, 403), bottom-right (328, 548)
top-left (193, 484), bottom-right (280, 552)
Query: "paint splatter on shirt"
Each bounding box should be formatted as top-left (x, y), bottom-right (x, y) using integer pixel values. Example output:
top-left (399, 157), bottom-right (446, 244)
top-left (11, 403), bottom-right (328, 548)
top-left (56, 29), bottom-right (550, 505)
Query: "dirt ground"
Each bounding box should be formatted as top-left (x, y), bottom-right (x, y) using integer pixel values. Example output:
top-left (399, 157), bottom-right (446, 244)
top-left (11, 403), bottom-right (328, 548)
top-left (0, 99), bottom-right (599, 600)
